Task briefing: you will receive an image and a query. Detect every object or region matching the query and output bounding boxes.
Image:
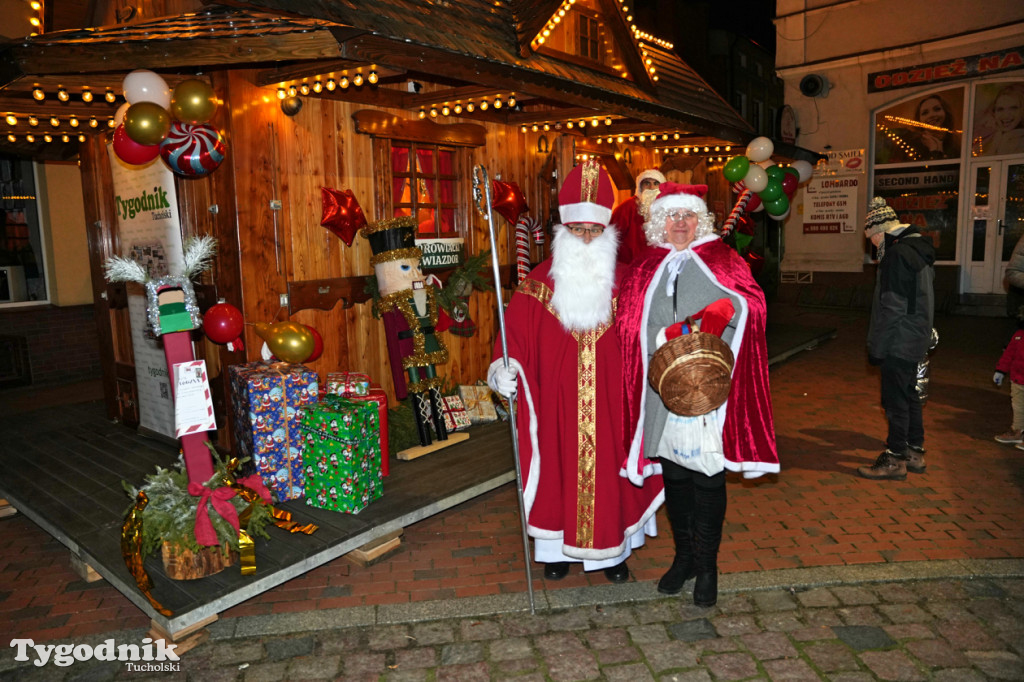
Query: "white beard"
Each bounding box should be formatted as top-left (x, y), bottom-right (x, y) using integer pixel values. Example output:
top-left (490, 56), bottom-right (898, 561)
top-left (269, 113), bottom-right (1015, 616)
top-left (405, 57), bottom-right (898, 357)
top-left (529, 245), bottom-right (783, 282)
top-left (549, 224), bottom-right (618, 331)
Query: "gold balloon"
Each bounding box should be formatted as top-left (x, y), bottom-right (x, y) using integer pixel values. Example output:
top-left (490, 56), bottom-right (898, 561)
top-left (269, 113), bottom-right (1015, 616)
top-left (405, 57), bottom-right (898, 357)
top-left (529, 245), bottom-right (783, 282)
top-left (171, 79), bottom-right (218, 124)
top-left (256, 321), bottom-right (314, 363)
top-left (123, 101), bottom-right (171, 146)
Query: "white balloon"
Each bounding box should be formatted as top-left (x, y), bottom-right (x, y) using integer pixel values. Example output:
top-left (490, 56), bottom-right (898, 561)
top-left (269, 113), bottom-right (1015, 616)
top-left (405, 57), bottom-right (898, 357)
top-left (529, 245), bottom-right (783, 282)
top-left (113, 102), bottom-right (130, 127)
top-left (745, 136), bottom-right (774, 163)
top-left (791, 159), bottom-right (814, 184)
top-left (751, 201), bottom-right (765, 213)
top-left (757, 159), bottom-right (776, 168)
top-left (769, 206), bottom-right (792, 221)
top-left (743, 165), bottom-right (769, 193)
top-left (123, 70), bottom-right (171, 108)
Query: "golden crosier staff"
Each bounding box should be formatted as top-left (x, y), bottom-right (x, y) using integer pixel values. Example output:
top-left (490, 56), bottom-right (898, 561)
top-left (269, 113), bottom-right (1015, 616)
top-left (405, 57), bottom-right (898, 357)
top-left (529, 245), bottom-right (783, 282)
top-left (472, 164), bottom-right (535, 615)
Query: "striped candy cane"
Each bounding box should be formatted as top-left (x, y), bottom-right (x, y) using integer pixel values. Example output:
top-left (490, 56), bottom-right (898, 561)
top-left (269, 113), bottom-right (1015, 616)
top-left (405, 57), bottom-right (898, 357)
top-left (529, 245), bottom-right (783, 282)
top-left (722, 188), bottom-right (753, 235)
top-left (515, 215), bottom-right (544, 285)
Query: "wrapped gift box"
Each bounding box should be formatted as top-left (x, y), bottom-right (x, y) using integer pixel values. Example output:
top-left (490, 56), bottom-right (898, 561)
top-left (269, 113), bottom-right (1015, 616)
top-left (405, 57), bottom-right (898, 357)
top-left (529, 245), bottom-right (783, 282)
top-left (458, 384), bottom-right (499, 424)
top-left (325, 372), bottom-right (371, 398)
top-left (298, 398), bottom-right (382, 514)
top-left (335, 386), bottom-right (390, 476)
top-left (228, 361), bottom-right (320, 502)
top-left (441, 395), bottom-right (472, 431)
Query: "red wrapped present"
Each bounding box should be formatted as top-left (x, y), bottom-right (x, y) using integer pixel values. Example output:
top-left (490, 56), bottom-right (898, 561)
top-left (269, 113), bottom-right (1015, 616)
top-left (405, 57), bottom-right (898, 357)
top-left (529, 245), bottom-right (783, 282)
top-left (441, 395), bottom-right (472, 432)
top-left (341, 385), bottom-right (389, 476)
top-left (326, 371), bottom-right (371, 397)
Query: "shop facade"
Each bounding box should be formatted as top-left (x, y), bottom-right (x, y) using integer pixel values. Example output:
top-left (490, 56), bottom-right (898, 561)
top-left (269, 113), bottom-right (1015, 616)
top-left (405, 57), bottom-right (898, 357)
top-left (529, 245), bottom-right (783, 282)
top-left (775, 0), bottom-right (1024, 308)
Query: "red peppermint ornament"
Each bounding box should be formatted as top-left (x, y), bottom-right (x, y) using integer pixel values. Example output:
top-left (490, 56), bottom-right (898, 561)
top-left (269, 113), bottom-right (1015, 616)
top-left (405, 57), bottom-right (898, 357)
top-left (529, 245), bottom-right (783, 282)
top-left (320, 187), bottom-right (367, 246)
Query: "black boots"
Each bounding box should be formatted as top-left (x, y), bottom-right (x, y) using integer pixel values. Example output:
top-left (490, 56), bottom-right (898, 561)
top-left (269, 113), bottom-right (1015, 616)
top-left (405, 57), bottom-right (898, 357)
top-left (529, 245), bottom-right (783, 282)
top-left (692, 481), bottom-right (727, 607)
top-left (658, 477), bottom-right (695, 595)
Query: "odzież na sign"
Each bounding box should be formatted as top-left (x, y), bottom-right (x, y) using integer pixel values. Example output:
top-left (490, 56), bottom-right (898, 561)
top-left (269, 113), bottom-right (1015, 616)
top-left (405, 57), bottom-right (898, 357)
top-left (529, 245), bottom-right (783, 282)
top-left (868, 46), bottom-right (1023, 93)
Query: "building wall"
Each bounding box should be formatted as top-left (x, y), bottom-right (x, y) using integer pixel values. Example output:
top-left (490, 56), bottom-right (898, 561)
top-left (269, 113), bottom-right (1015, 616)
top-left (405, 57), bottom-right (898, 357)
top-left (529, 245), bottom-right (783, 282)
top-left (0, 304), bottom-right (101, 387)
top-left (774, 0), bottom-right (1024, 275)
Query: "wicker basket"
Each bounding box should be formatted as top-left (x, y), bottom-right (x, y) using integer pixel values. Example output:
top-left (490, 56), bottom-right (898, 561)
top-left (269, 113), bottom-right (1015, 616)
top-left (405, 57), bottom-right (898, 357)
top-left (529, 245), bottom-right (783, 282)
top-left (648, 332), bottom-right (734, 416)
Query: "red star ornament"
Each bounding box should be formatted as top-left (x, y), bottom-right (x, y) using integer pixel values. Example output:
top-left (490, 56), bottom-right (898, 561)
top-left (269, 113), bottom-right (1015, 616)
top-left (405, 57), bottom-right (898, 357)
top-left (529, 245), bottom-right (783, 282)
top-left (320, 187), bottom-right (367, 246)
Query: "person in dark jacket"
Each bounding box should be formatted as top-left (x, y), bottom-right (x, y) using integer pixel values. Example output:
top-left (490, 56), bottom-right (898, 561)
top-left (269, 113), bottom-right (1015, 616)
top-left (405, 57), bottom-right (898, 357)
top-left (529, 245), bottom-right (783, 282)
top-left (859, 197), bottom-right (936, 481)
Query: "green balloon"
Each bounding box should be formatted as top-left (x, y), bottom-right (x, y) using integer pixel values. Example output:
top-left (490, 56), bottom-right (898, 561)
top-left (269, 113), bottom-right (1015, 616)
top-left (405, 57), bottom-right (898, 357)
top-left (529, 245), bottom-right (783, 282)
top-left (765, 165), bottom-right (785, 183)
top-left (723, 156), bottom-right (750, 183)
top-left (764, 194), bottom-right (790, 216)
top-left (759, 179), bottom-right (783, 202)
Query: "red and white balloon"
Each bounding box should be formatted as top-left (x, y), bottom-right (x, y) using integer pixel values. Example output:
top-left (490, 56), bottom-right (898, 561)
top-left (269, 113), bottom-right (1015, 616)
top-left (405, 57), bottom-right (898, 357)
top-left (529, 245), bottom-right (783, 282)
top-left (159, 122), bottom-right (226, 177)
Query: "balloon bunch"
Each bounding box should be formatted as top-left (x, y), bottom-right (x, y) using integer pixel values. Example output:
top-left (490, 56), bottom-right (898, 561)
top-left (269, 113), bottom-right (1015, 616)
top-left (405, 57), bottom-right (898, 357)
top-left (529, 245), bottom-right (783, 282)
top-left (722, 136), bottom-right (815, 227)
top-left (202, 303), bottom-right (324, 364)
top-left (112, 70), bottom-right (227, 177)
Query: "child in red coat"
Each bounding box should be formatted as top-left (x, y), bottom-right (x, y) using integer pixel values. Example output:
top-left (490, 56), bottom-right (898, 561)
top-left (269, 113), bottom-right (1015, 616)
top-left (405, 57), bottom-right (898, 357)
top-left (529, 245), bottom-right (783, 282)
top-left (994, 310), bottom-right (1024, 447)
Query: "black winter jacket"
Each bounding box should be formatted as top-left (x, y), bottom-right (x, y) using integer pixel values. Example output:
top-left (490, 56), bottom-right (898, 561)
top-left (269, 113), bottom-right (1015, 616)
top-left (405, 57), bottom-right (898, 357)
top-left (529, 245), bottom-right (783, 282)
top-left (867, 227), bottom-right (935, 363)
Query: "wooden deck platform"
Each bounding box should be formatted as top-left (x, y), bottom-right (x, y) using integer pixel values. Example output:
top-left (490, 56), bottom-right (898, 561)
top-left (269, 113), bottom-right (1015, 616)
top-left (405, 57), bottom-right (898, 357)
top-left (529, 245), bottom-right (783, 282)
top-left (0, 402), bottom-right (515, 636)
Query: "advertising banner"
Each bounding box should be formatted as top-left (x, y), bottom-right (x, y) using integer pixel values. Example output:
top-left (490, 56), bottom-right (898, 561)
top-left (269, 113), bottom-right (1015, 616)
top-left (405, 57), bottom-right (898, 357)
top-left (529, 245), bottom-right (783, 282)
top-left (107, 148), bottom-right (183, 438)
top-left (868, 45), bottom-right (1024, 93)
top-left (802, 176), bottom-right (861, 235)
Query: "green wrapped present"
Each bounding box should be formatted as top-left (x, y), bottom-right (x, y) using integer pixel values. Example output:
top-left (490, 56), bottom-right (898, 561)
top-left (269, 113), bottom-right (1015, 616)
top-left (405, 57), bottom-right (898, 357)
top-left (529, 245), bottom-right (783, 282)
top-left (298, 397), bottom-right (382, 514)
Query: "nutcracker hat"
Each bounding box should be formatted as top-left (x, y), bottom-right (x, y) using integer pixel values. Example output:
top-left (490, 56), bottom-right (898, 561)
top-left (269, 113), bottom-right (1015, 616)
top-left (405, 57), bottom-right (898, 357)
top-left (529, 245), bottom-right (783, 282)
top-left (864, 196), bottom-right (909, 237)
top-left (361, 215), bottom-right (422, 266)
top-left (558, 159), bottom-right (615, 227)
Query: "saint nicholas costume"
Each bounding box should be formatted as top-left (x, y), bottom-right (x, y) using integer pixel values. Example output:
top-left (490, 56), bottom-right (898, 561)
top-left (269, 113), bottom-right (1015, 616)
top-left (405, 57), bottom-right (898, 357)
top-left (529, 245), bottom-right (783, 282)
top-left (488, 160), bottom-right (663, 576)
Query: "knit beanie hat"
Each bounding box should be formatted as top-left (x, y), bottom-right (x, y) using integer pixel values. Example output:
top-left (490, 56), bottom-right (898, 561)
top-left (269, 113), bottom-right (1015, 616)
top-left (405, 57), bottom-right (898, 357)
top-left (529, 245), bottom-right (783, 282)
top-left (864, 197), bottom-right (909, 237)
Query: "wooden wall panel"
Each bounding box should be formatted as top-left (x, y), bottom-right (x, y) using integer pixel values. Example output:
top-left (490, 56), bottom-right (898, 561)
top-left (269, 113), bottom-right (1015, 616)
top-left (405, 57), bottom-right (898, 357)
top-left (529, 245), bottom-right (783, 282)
top-left (221, 71), bottom-right (562, 404)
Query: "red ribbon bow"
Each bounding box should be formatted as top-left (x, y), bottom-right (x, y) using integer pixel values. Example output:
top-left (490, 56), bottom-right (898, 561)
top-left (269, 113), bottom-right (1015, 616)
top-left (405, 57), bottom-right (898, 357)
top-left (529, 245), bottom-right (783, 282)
top-left (188, 482), bottom-right (240, 547)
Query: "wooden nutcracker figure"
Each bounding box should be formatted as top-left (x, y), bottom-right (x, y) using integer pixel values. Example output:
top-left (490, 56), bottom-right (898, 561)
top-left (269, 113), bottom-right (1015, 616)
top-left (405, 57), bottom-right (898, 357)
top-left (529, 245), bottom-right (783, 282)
top-left (363, 216), bottom-right (454, 448)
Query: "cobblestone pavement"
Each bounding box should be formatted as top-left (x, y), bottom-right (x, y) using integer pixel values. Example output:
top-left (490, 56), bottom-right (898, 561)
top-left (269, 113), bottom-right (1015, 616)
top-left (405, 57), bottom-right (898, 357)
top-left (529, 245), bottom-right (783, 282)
top-left (2, 573), bottom-right (1022, 680)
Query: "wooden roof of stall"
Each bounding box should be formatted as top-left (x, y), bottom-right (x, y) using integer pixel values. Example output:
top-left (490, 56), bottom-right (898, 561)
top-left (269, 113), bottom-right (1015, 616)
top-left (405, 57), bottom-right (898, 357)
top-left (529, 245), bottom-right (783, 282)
top-left (0, 1), bottom-right (808, 161)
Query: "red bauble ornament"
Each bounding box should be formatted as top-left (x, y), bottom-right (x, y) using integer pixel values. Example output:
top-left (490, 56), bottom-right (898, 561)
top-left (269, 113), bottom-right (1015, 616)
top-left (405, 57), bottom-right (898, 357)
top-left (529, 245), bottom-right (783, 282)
top-left (305, 325), bottom-right (324, 362)
top-left (112, 124), bottom-right (160, 165)
top-left (203, 303), bottom-right (244, 344)
top-left (320, 187), bottom-right (367, 246)
top-left (491, 179), bottom-right (529, 225)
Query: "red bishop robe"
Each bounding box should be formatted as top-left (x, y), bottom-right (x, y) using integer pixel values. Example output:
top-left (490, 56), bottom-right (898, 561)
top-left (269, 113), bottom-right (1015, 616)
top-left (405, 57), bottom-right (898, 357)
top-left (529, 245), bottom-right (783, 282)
top-left (494, 259), bottom-right (664, 561)
top-left (617, 238), bottom-right (779, 482)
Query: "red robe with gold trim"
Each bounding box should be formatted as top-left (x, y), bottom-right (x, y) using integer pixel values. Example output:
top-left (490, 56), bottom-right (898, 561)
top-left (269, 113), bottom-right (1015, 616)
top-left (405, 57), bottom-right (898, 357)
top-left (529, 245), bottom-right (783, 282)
top-left (494, 259), bottom-right (664, 560)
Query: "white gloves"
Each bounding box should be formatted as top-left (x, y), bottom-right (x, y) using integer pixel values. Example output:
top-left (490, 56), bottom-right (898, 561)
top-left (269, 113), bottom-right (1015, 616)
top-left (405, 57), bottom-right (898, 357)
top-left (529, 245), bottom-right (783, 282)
top-left (994, 371), bottom-right (1005, 387)
top-left (487, 359), bottom-right (518, 397)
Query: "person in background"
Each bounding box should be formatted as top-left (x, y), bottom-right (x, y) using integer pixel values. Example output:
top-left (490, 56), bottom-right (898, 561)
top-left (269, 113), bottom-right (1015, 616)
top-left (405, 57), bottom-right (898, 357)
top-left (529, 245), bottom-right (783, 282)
top-left (487, 159), bottom-right (663, 584)
top-left (859, 197), bottom-right (935, 480)
top-left (611, 168), bottom-right (665, 264)
top-left (993, 306), bottom-right (1024, 447)
top-left (617, 183), bottom-right (779, 607)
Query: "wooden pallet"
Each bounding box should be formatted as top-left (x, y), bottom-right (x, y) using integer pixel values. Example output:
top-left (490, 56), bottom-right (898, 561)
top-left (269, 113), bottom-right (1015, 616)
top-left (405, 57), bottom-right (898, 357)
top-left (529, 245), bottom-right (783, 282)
top-left (148, 614), bottom-right (217, 656)
top-left (345, 529), bottom-right (403, 567)
top-left (397, 431), bottom-right (470, 461)
top-left (69, 553), bottom-right (104, 583)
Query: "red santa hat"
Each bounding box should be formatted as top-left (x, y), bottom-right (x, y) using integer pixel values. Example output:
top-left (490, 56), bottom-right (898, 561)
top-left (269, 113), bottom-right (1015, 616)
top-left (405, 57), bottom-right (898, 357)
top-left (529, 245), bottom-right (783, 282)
top-left (649, 182), bottom-right (709, 215)
top-left (558, 159), bottom-right (615, 227)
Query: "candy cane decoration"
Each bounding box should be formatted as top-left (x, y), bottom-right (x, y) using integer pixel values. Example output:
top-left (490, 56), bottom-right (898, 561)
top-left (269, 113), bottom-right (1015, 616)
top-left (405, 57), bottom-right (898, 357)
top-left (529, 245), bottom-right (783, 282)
top-left (514, 215), bottom-right (544, 285)
top-left (722, 188), bottom-right (753, 235)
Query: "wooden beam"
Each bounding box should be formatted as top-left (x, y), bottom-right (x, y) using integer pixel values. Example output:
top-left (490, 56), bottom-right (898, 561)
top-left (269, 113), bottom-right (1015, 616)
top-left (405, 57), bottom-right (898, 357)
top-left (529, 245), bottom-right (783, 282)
top-left (2, 30), bottom-right (342, 76)
top-left (253, 59), bottom-right (405, 87)
top-left (352, 109), bottom-right (486, 146)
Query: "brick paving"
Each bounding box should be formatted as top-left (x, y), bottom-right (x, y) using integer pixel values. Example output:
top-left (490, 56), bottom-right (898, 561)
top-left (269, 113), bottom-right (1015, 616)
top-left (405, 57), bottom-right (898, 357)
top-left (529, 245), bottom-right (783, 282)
top-left (2, 305), bottom-right (1024, 680)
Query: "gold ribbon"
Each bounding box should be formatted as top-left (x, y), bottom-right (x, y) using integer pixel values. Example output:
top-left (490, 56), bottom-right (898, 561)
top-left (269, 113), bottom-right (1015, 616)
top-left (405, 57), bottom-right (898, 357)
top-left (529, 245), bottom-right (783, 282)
top-left (120, 492), bottom-right (173, 616)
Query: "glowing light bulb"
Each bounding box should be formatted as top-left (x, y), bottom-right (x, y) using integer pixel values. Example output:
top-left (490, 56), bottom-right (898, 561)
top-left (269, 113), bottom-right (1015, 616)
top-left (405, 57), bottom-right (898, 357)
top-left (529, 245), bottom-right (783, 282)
top-left (493, 96), bottom-right (502, 109)
top-left (287, 85), bottom-right (297, 97)
top-left (441, 105), bottom-right (450, 116)
top-left (50, 117), bottom-right (59, 127)
top-left (326, 79), bottom-right (336, 91)
top-left (340, 76), bottom-right (349, 88)
top-left (89, 118), bottom-right (98, 128)
top-left (81, 89), bottom-right (93, 103)
top-left (32, 88), bottom-right (44, 101)
top-left (312, 81), bottom-right (323, 93)
top-left (69, 117), bottom-right (79, 127)
top-left (418, 108), bottom-right (426, 119)
top-left (299, 83), bottom-right (310, 95)
top-left (429, 106), bottom-right (438, 117)
top-left (107, 119), bottom-right (116, 128)
top-left (61, 134), bottom-right (69, 142)
top-left (453, 103), bottom-right (462, 114)
top-left (25, 133), bottom-right (35, 142)
top-left (277, 88), bottom-right (286, 99)
top-left (28, 116), bottom-right (38, 127)
top-left (466, 101), bottom-right (475, 113)
top-left (368, 71), bottom-right (378, 84)
top-left (353, 73), bottom-right (364, 86)
top-left (508, 95), bottom-right (516, 108)
top-left (5, 115), bottom-right (16, 125)
top-left (43, 134), bottom-right (52, 142)
top-left (105, 89), bottom-right (116, 103)
top-left (57, 88), bottom-right (69, 101)
top-left (479, 99), bottom-right (488, 111)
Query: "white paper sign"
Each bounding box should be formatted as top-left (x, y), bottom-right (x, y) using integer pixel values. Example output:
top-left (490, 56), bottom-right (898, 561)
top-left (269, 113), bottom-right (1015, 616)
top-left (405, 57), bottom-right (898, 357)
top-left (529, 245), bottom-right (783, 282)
top-left (173, 360), bottom-right (217, 437)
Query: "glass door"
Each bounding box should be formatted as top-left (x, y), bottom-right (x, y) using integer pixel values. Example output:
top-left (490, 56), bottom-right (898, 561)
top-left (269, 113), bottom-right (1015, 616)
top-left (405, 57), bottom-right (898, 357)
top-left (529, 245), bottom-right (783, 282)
top-left (963, 159), bottom-right (1024, 294)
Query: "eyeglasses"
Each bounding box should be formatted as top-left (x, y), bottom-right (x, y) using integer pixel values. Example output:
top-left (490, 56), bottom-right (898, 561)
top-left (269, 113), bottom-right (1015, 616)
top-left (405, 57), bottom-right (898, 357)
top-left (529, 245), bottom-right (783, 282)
top-left (666, 210), bottom-right (699, 222)
top-left (566, 224), bottom-right (605, 236)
